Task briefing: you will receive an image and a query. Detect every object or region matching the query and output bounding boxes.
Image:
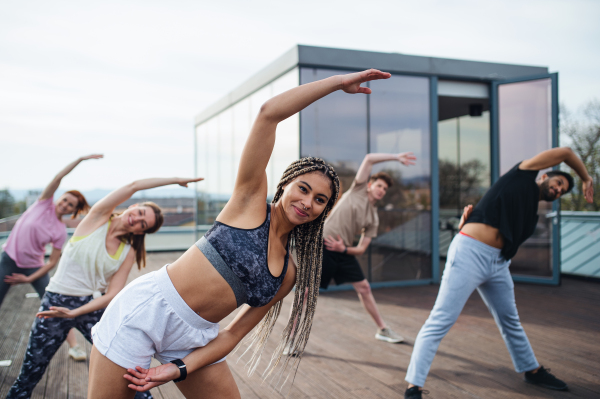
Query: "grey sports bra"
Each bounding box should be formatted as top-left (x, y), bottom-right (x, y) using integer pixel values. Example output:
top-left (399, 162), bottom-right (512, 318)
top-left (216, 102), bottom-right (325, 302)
top-left (195, 204), bottom-right (289, 308)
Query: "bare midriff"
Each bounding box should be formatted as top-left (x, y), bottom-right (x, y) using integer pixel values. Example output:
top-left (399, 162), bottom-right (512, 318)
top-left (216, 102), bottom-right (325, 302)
top-left (166, 246), bottom-right (238, 323)
top-left (460, 223), bottom-right (504, 249)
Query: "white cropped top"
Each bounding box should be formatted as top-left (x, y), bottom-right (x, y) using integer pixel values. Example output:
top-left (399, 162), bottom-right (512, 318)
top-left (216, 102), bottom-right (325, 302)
top-left (46, 221), bottom-right (131, 297)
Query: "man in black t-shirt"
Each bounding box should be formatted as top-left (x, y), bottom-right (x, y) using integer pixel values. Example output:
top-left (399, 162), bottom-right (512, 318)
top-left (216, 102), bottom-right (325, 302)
top-left (404, 147), bottom-right (594, 399)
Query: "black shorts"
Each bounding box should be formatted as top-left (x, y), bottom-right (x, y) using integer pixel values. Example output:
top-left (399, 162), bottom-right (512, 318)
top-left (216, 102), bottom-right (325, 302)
top-left (320, 248), bottom-right (365, 289)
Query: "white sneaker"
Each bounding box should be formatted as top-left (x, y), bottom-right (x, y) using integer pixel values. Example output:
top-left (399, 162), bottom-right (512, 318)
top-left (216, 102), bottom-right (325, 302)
top-left (375, 327), bottom-right (404, 343)
top-left (282, 346), bottom-right (301, 357)
top-left (68, 346), bottom-right (87, 361)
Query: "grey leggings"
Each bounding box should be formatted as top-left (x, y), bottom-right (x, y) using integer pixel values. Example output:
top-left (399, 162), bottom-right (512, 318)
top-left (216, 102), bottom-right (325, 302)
top-left (0, 252), bottom-right (49, 307)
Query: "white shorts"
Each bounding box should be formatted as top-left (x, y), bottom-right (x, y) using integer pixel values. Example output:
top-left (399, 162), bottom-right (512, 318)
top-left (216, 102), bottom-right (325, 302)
top-left (92, 265), bottom-right (224, 369)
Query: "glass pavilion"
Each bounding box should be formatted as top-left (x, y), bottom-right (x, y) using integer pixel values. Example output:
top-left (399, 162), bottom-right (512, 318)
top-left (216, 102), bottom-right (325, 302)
top-left (194, 45), bottom-right (560, 287)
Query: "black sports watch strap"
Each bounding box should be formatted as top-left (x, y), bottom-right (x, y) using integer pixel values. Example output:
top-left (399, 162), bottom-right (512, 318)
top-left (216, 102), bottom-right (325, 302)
top-left (171, 359), bottom-right (187, 383)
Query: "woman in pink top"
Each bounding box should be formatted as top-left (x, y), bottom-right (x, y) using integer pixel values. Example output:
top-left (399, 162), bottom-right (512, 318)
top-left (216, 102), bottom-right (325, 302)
top-left (1, 154), bottom-right (102, 358)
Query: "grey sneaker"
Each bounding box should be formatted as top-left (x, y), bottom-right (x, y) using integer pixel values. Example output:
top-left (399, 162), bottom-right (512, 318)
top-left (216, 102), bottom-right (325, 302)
top-left (375, 327), bottom-right (404, 343)
top-left (68, 345), bottom-right (86, 361)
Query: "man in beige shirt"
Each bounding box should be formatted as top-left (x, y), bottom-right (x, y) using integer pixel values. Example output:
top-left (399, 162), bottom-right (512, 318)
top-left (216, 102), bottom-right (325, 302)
top-left (322, 152), bottom-right (416, 344)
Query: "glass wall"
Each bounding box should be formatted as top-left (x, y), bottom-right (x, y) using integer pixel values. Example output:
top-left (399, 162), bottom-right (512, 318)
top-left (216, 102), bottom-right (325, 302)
top-left (498, 78), bottom-right (553, 276)
top-left (195, 68), bottom-right (299, 224)
top-left (300, 68), bottom-right (368, 191)
top-left (436, 81), bottom-right (491, 263)
top-left (369, 76), bottom-right (431, 282)
top-left (300, 68), bottom-right (432, 282)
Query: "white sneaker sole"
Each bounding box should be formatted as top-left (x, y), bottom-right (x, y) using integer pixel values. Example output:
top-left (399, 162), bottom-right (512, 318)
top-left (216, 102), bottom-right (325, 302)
top-left (375, 333), bottom-right (404, 344)
top-left (68, 351), bottom-right (87, 361)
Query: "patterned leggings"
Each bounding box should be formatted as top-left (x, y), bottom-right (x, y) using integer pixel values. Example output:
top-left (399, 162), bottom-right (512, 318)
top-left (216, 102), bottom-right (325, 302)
top-left (7, 292), bottom-right (152, 399)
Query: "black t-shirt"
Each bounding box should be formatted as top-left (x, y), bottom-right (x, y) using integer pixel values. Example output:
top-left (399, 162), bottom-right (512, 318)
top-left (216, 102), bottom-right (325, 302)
top-left (465, 162), bottom-right (540, 259)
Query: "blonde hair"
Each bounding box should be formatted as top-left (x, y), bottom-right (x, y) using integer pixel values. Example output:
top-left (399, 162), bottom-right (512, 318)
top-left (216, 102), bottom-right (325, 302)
top-left (239, 157), bottom-right (340, 388)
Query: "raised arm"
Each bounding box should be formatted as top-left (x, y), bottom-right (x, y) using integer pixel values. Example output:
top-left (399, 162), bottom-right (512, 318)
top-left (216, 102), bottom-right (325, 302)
top-left (520, 147), bottom-right (593, 202)
top-left (233, 69), bottom-right (391, 200)
top-left (355, 152), bottom-right (417, 184)
top-left (39, 154), bottom-right (103, 200)
top-left (89, 177), bottom-right (203, 217)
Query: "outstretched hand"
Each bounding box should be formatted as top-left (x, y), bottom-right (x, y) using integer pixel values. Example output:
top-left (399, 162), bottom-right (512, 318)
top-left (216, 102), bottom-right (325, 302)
top-left (458, 205), bottom-right (474, 230)
top-left (398, 152), bottom-right (417, 166)
top-left (80, 154), bottom-right (104, 161)
top-left (340, 69), bottom-right (391, 94)
top-left (36, 306), bottom-right (77, 319)
top-left (4, 273), bottom-right (30, 285)
top-left (124, 363), bottom-right (180, 392)
top-left (177, 177), bottom-right (204, 187)
top-left (583, 178), bottom-right (594, 203)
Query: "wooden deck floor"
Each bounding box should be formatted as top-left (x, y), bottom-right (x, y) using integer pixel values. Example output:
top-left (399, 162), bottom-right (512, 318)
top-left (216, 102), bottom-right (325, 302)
top-left (1, 251), bottom-right (599, 398)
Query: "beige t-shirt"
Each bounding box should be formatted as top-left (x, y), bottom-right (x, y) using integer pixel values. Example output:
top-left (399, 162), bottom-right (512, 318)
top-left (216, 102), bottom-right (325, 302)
top-left (323, 179), bottom-right (379, 247)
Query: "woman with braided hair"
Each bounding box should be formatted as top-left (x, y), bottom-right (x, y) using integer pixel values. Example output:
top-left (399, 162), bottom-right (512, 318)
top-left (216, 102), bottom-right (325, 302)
top-left (88, 68), bottom-right (391, 398)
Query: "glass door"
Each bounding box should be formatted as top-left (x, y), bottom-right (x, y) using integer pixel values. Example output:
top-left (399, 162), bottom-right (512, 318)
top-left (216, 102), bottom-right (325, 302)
top-left (491, 73), bottom-right (560, 285)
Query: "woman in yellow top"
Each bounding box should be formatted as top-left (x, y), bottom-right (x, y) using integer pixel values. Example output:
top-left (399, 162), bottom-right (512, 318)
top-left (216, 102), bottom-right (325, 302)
top-left (7, 175), bottom-right (201, 399)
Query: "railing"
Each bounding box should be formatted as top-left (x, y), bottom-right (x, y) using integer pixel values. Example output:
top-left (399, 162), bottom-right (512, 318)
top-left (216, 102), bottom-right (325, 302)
top-left (0, 226), bottom-right (212, 253)
top-left (0, 214), bottom-right (22, 232)
top-left (2, 212), bottom-right (599, 279)
top-left (561, 211), bottom-right (600, 278)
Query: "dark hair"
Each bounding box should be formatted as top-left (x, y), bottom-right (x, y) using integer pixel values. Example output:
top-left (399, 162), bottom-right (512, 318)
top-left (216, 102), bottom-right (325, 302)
top-left (64, 190), bottom-right (90, 219)
top-left (546, 171), bottom-right (574, 194)
top-left (113, 202), bottom-right (164, 270)
top-left (369, 172), bottom-right (393, 188)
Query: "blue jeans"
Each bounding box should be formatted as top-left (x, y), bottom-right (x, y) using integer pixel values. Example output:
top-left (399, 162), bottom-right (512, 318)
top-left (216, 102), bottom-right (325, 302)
top-left (405, 234), bottom-right (539, 387)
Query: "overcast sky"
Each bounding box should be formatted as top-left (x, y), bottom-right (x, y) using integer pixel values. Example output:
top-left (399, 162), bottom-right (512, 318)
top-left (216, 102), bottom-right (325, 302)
top-left (1, 0), bottom-right (599, 192)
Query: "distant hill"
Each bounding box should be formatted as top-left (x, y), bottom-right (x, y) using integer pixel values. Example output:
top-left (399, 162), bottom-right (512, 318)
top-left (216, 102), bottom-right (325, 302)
top-left (9, 187), bottom-right (197, 204)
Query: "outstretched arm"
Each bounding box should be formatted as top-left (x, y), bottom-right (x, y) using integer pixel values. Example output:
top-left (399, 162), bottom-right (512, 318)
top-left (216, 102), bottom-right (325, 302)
top-left (4, 248), bottom-right (61, 285)
top-left (233, 69), bottom-right (391, 200)
top-left (520, 147), bottom-right (593, 202)
top-left (36, 250), bottom-right (136, 319)
top-left (39, 154), bottom-right (103, 201)
top-left (89, 177), bottom-right (203, 218)
top-left (355, 152), bottom-right (417, 184)
top-left (123, 262), bottom-right (297, 392)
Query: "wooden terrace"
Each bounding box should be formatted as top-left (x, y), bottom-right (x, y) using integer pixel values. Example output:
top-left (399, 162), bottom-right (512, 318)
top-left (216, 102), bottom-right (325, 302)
top-left (1, 251), bottom-right (599, 398)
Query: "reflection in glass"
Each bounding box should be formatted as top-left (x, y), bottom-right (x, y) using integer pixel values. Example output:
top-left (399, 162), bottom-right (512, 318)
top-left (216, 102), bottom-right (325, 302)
top-left (499, 79), bottom-right (552, 175)
top-left (218, 109), bottom-right (234, 196)
top-left (269, 68), bottom-right (299, 196)
top-left (196, 124), bottom-right (208, 224)
top-left (499, 78), bottom-right (553, 277)
top-left (195, 70), bottom-right (300, 224)
top-left (368, 76), bottom-right (431, 282)
top-left (300, 68), bottom-right (368, 191)
top-left (438, 93), bottom-right (491, 259)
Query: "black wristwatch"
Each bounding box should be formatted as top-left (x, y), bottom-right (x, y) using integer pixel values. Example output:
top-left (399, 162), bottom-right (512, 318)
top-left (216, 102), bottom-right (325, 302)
top-left (171, 359), bottom-right (187, 383)
top-left (342, 246), bottom-right (348, 254)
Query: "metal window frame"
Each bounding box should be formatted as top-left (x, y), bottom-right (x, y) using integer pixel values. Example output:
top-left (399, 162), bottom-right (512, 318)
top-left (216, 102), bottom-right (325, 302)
top-left (490, 73), bottom-right (561, 286)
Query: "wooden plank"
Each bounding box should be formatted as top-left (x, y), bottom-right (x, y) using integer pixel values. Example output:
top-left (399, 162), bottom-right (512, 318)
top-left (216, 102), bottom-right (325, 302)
top-left (2, 252), bottom-right (600, 398)
top-left (44, 341), bottom-right (69, 398)
top-left (0, 330), bottom-right (28, 398)
top-left (0, 287), bottom-right (39, 391)
top-left (68, 330), bottom-right (89, 399)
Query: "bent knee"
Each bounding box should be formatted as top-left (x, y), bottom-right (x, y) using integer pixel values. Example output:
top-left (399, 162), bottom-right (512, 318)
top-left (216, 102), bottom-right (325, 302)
top-left (353, 280), bottom-right (372, 295)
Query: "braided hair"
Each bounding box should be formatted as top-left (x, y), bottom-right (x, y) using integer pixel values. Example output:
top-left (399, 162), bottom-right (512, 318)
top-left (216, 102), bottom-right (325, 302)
top-left (238, 157), bottom-right (340, 387)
